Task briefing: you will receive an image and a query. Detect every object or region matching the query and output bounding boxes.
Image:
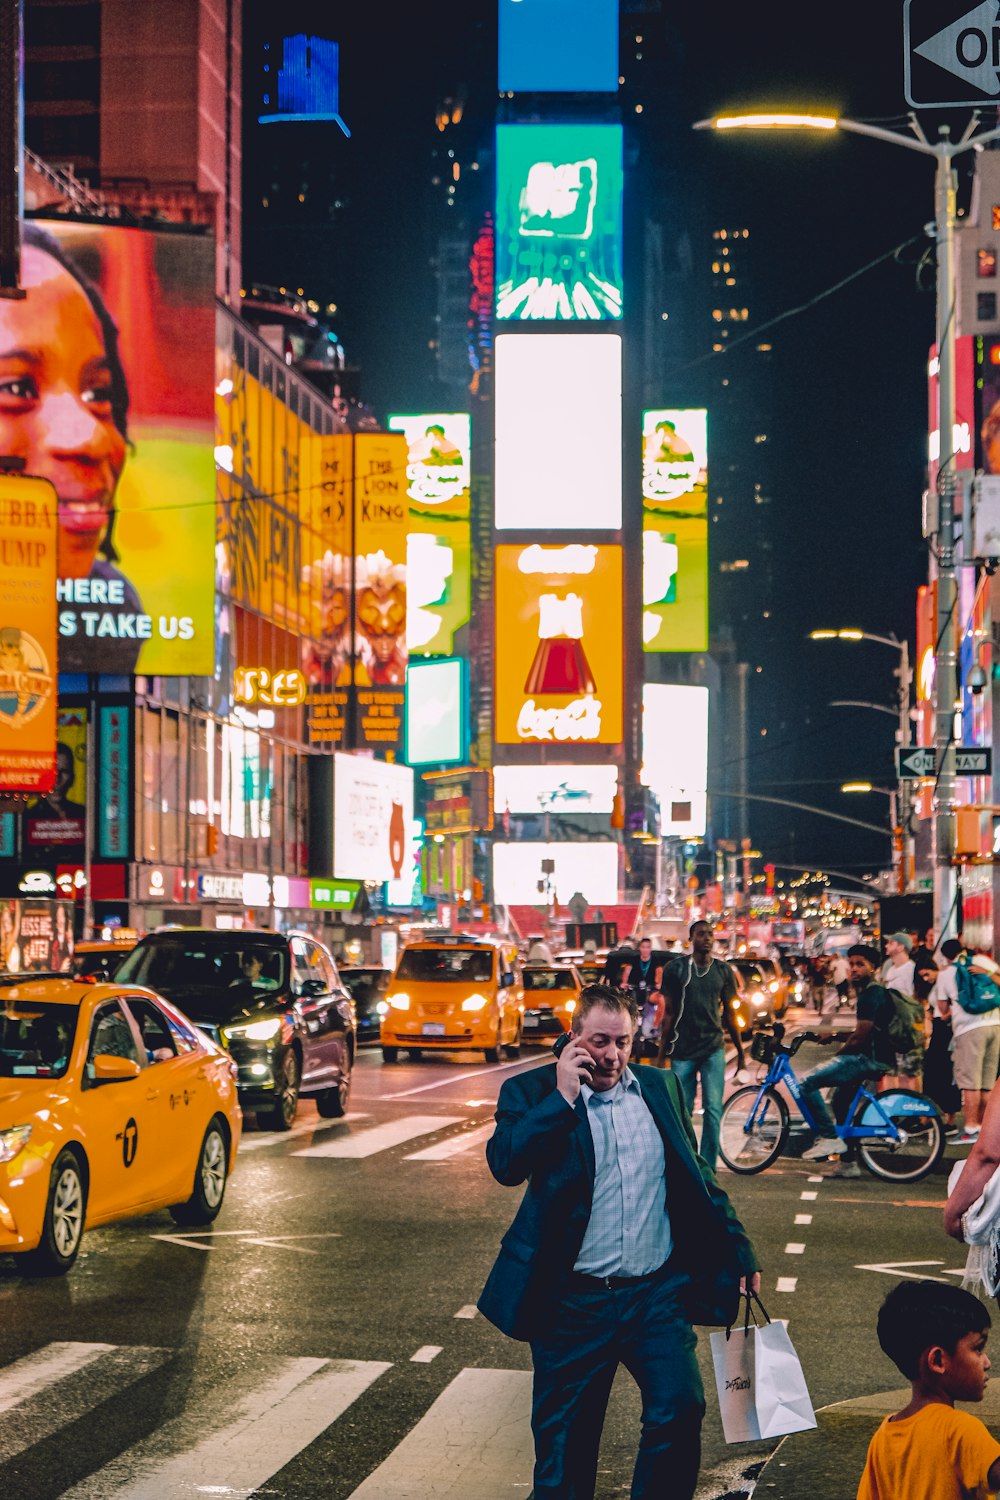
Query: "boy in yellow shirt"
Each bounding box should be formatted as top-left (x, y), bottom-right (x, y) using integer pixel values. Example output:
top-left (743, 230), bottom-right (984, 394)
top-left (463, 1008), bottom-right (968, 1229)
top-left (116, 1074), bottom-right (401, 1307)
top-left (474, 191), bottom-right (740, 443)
top-left (858, 1281), bottom-right (1000, 1499)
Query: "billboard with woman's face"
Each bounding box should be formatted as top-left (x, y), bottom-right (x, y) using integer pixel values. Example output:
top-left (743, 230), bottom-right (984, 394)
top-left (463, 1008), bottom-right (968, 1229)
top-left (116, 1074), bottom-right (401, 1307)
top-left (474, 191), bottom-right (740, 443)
top-left (0, 222), bottom-right (216, 675)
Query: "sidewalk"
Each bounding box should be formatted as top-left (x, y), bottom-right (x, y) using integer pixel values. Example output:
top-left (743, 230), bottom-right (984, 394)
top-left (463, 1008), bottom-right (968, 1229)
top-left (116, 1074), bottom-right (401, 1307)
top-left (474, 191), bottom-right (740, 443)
top-left (755, 1382), bottom-right (1000, 1497)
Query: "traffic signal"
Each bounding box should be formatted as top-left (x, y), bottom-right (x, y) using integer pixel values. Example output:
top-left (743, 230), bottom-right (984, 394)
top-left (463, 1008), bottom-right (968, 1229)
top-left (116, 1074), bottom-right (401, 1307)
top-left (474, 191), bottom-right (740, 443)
top-left (206, 824), bottom-right (219, 856)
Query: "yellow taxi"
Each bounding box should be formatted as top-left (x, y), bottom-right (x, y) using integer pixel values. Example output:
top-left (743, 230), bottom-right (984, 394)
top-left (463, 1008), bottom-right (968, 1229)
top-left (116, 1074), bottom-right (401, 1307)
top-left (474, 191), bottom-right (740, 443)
top-left (0, 977), bottom-right (242, 1275)
top-left (379, 935), bottom-right (524, 1063)
top-left (521, 962), bottom-right (583, 1042)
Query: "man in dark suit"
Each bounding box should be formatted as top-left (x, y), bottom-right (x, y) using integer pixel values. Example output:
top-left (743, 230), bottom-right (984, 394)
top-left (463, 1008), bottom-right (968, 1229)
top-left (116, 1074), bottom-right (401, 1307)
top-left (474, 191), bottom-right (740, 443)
top-left (479, 985), bottom-right (760, 1500)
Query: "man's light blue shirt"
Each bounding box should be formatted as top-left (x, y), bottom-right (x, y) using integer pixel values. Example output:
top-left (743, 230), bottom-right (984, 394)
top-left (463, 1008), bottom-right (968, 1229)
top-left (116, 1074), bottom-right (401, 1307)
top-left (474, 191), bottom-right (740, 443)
top-left (573, 1066), bottom-right (672, 1277)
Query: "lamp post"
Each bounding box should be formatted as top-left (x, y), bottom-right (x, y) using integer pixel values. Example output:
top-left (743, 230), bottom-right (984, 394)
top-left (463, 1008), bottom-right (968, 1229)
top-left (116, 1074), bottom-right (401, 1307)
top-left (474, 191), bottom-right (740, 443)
top-left (698, 113), bottom-right (1000, 938)
top-left (809, 629), bottom-right (913, 890)
top-left (841, 782), bottom-right (902, 893)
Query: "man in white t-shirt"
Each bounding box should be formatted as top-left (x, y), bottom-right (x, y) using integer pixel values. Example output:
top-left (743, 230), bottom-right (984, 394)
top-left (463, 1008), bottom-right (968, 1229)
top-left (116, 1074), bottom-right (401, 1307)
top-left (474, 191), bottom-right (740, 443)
top-left (932, 940), bottom-right (1000, 1144)
top-left (881, 932), bottom-right (922, 1089)
top-left (881, 932), bottom-right (916, 996)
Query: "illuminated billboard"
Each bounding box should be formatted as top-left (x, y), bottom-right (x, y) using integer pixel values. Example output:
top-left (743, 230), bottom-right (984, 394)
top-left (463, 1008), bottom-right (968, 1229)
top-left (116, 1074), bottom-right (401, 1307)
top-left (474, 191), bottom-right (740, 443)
top-left (493, 764), bottom-right (618, 816)
top-left (0, 476), bottom-right (57, 794)
top-left (494, 544), bottom-right (622, 745)
top-left (641, 684), bottom-right (709, 838)
top-left (4, 222), bottom-right (216, 675)
top-left (388, 413), bottom-right (471, 656)
top-left (297, 431), bottom-right (408, 753)
top-left (492, 841), bottom-right (618, 906)
top-left (498, 0), bottom-right (619, 93)
top-left (496, 125), bottom-right (623, 321)
top-left (642, 409), bottom-right (708, 653)
top-left (405, 658), bottom-right (466, 766)
top-left (495, 335), bottom-right (622, 530)
top-left (333, 754), bottom-right (414, 884)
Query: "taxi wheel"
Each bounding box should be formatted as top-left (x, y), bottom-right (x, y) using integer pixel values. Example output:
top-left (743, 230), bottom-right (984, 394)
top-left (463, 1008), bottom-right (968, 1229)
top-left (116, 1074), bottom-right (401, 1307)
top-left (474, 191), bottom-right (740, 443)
top-left (504, 1021), bottom-right (523, 1059)
top-left (170, 1119), bottom-right (229, 1226)
top-left (381, 1046), bottom-right (399, 1063)
top-left (259, 1049), bottom-right (301, 1132)
top-left (484, 1029), bottom-right (502, 1064)
top-left (17, 1150), bottom-right (87, 1277)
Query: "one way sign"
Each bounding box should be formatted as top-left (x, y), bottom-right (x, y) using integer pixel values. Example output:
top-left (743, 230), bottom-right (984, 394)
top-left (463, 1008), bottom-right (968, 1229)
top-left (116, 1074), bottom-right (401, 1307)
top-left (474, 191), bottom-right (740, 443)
top-left (905, 0), bottom-right (1000, 107)
top-left (895, 746), bottom-right (993, 777)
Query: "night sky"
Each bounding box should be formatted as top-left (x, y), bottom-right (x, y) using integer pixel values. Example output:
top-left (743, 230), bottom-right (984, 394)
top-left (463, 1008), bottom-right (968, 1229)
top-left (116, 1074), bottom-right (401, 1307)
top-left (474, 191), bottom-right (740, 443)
top-left (242, 1), bottom-right (959, 880)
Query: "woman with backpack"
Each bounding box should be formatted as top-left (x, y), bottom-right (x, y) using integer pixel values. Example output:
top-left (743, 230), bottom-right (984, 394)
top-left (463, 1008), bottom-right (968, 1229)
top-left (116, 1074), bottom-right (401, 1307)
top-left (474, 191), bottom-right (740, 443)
top-left (931, 941), bottom-right (1000, 1146)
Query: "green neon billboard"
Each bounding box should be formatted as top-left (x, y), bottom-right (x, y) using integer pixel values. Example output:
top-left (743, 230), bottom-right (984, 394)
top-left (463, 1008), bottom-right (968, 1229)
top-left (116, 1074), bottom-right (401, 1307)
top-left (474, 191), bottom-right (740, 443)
top-left (495, 124), bottom-right (623, 321)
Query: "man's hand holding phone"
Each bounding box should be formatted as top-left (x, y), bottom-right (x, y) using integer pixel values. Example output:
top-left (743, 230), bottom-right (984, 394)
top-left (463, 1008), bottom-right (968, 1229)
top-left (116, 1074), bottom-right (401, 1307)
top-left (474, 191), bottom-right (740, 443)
top-left (554, 1034), bottom-right (595, 1104)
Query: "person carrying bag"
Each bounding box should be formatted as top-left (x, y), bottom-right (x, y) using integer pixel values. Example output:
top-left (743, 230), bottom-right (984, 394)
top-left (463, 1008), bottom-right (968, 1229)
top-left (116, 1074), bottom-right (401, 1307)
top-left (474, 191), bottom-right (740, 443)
top-left (710, 1291), bottom-right (817, 1444)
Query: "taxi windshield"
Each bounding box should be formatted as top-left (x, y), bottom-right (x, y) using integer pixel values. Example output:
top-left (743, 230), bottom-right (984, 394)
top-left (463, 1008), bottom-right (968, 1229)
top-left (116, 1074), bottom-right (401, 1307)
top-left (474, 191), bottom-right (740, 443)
top-left (0, 1002), bottom-right (77, 1078)
top-left (397, 948), bottom-right (494, 983)
top-left (523, 968), bottom-right (575, 991)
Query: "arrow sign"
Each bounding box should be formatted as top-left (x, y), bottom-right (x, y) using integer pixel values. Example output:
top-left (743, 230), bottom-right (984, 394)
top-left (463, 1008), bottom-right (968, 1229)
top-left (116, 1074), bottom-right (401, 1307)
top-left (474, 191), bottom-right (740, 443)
top-left (906, 0), bottom-right (1000, 105)
top-left (956, 747), bottom-right (993, 775)
top-left (896, 746), bottom-right (937, 778)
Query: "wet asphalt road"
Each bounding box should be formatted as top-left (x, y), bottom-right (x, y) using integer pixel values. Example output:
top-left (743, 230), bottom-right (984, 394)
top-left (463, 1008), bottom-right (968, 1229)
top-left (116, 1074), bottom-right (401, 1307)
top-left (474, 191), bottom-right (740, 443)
top-left (0, 1011), bottom-right (971, 1499)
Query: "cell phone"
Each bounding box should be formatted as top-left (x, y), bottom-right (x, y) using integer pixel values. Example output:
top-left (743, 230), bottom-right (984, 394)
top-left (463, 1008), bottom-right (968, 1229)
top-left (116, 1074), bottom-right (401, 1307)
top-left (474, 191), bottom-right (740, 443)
top-left (552, 1032), bottom-right (595, 1073)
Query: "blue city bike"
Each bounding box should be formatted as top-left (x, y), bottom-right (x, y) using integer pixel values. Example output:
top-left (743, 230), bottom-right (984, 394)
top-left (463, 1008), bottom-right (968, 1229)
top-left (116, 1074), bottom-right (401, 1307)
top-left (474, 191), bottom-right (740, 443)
top-left (718, 1023), bottom-right (945, 1182)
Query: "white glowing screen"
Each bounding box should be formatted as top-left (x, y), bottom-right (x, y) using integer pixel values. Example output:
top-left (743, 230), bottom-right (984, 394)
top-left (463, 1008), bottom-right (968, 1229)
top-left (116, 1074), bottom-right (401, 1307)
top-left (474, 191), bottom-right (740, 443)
top-left (492, 840), bottom-right (618, 905)
top-left (494, 334), bottom-right (622, 530)
top-left (493, 763), bottom-right (618, 815)
top-left (640, 684), bottom-right (709, 837)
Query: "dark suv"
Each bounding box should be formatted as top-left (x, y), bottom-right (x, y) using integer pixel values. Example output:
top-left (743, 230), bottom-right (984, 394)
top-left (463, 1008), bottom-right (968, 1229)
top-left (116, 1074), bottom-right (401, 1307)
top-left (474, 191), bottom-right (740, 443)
top-left (116, 929), bottom-right (355, 1130)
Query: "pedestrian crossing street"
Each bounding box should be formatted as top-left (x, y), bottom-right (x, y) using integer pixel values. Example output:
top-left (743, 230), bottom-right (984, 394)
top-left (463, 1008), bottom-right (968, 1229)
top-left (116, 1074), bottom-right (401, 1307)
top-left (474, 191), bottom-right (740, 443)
top-left (0, 1340), bottom-right (535, 1498)
top-left (238, 1112), bottom-right (496, 1162)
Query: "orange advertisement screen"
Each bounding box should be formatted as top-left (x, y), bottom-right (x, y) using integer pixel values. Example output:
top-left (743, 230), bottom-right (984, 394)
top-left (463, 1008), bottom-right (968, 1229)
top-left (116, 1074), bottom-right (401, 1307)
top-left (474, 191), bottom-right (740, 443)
top-left (0, 476), bottom-right (58, 793)
top-left (494, 543), bottom-right (622, 745)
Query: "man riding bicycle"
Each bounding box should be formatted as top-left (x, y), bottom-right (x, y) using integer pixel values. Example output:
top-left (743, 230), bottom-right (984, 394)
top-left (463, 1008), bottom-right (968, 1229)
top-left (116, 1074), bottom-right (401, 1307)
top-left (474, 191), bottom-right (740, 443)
top-left (801, 944), bottom-right (897, 1177)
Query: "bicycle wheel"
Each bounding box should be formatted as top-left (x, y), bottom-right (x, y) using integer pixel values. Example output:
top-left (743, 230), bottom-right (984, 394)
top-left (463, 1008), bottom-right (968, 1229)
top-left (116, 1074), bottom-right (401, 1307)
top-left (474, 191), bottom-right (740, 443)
top-left (719, 1086), bottom-right (789, 1174)
top-left (854, 1090), bottom-right (944, 1183)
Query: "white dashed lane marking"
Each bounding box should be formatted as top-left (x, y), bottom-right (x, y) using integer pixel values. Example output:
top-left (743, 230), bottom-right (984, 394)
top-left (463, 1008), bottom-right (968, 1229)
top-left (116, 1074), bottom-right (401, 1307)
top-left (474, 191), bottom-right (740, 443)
top-left (800, 1191), bottom-right (818, 1201)
top-left (453, 1305), bottom-right (478, 1320)
top-left (410, 1346), bottom-right (443, 1364)
top-left (785, 1243), bottom-right (806, 1255)
top-left (293, 1115), bottom-right (464, 1159)
top-left (775, 1277), bottom-right (798, 1293)
top-left (794, 1214), bottom-right (813, 1226)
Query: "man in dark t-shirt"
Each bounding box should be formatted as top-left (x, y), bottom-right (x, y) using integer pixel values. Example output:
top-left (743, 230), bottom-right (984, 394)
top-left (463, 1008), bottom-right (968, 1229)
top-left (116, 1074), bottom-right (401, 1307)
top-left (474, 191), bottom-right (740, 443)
top-left (801, 944), bottom-right (895, 1177)
top-left (660, 920), bottom-right (746, 1171)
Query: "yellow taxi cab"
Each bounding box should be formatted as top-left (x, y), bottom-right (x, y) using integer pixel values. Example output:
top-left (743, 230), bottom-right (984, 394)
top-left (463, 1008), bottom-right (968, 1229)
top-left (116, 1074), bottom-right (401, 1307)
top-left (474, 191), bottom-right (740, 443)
top-left (0, 977), bottom-right (242, 1275)
top-left (379, 935), bottom-right (524, 1063)
top-left (521, 962), bottom-right (583, 1042)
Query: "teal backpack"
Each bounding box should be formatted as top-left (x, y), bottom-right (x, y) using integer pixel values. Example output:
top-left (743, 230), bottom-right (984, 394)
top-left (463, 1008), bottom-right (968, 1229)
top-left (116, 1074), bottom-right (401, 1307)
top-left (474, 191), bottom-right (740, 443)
top-left (954, 955), bottom-right (1000, 1016)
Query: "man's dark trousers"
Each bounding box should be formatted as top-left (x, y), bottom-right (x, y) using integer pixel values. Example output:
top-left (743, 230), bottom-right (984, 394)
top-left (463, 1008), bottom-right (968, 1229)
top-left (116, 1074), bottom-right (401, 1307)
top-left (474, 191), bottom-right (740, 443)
top-left (529, 1264), bottom-right (703, 1500)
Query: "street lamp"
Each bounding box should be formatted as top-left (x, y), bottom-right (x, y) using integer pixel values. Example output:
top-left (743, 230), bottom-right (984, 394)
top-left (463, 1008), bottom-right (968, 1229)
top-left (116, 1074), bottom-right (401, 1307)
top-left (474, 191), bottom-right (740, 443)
top-left (841, 782), bottom-right (903, 894)
top-left (699, 111), bottom-right (1000, 938)
top-left (809, 628), bottom-right (913, 890)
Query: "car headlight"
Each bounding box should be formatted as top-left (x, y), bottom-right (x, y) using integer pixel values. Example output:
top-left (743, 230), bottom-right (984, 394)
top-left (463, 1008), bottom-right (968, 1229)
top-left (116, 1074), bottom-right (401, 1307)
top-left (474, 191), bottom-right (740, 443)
top-left (751, 993), bottom-right (767, 1006)
top-left (388, 992), bottom-right (410, 1011)
top-left (461, 993), bottom-right (489, 1012)
top-left (564, 997), bottom-right (577, 1012)
top-left (0, 1125), bottom-right (31, 1163)
top-left (224, 1017), bottom-right (282, 1042)
top-left (769, 980), bottom-right (780, 993)
top-left (730, 999), bottom-right (741, 1011)
top-left (376, 1000), bottom-right (389, 1016)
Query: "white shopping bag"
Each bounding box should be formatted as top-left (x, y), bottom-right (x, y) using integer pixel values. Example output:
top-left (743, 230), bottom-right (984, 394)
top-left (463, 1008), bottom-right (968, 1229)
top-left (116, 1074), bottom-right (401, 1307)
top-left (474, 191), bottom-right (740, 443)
top-left (710, 1297), bottom-right (817, 1444)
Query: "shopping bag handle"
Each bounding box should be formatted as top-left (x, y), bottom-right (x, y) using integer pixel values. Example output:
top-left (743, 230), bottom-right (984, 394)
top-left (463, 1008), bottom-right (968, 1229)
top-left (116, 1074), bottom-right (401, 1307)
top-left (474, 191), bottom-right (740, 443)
top-left (726, 1288), bottom-right (772, 1340)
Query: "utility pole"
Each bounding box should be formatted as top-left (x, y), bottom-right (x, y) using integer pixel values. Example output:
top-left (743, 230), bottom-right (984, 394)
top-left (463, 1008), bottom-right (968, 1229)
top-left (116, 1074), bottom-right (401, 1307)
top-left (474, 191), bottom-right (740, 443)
top-left (934, 133), bottom-right (959, 939)
top-left (895, 638), bottom-right (913, 894)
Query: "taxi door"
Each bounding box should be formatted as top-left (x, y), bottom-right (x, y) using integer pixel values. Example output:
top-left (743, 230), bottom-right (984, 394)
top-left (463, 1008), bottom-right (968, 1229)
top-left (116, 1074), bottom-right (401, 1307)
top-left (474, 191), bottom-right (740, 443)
top-left (121, 993), bottom-right (205, 1205)
top-left (80, 1000), bottom-right (157, 1222)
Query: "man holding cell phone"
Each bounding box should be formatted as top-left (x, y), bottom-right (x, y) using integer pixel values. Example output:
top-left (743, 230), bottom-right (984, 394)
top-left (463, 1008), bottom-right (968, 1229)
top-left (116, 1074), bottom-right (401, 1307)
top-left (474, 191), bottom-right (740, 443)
top-left (479, 985), bottom-right (760, 1500)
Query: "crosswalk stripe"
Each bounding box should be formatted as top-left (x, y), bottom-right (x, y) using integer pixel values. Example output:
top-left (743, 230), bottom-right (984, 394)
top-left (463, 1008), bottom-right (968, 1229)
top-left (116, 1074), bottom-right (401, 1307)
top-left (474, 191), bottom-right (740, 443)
top-left (237, 1113), bottom-right (371, 1153)
top-left (405, 1122), bottom-right (495, 1161)
top-left (59, 1356), bottom-right (391, 1498)
top-left (347, 1367), bottom-right (534, 1498)
top-left (0, 1341), bottom-right (114, 1413)
top-left (0, 1344), bottom-right (171, 1465)
top-left (293, 1114), bottom-right (463, 1159)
